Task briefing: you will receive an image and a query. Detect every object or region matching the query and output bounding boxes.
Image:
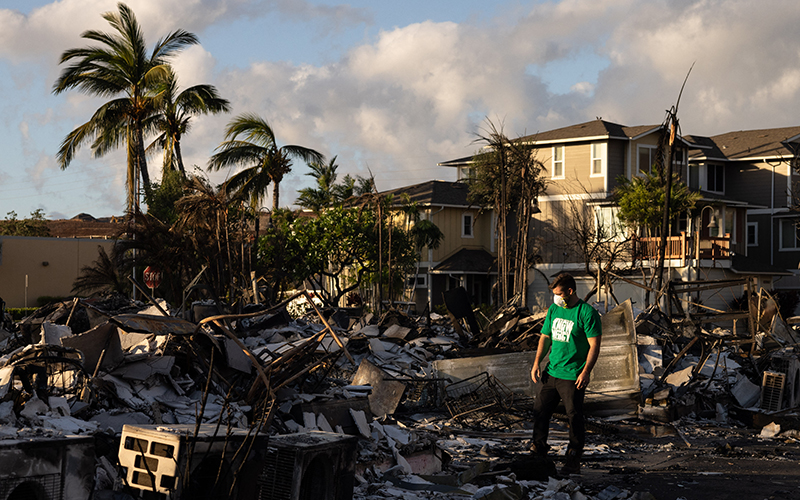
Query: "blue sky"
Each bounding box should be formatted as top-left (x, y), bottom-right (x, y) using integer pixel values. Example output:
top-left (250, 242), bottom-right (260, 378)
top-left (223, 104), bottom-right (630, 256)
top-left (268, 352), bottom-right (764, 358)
top-left (2, 0), bottom-right (800, 219)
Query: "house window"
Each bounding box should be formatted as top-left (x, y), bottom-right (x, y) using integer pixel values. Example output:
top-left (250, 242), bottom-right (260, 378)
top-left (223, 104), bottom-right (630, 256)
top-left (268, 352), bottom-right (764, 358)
top-left (688, 164), bottom-right (700, 190)
top-left (594, 206), bottom-right (624, 242)
top-left (591, 143), bottom-right (605, 176)
top-left (638, 146), bottom-right (658, 174)
top-left (462, 213), bottom-right (474, 238)
top-left (672, 212), bottom-right (689, 236)
top-left (747, 222), bottom-right (758, 247)
top-left (780, 219), bottom-right (800, 250)
top-left (706, 164), bottom-right (724, 193)
top-left (406, 274), bottom-right (427, 288)
top-left (552, 146), bottom-right (564, 179)
top-left (459, 166), bottom-right (477, 182)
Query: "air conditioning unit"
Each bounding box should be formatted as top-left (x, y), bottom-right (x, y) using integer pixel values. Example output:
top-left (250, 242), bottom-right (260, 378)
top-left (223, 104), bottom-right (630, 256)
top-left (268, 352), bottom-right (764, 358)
top-left (760, 371), bottom-right (786, 412)
top-left (119, 423), bottom-right (268, 499)
top-left (258, 431), bottom-right (358, 500)
top-left (767, 353), bottom-right (800, 409)
top-left (0, 435), bottom-right (94, 500)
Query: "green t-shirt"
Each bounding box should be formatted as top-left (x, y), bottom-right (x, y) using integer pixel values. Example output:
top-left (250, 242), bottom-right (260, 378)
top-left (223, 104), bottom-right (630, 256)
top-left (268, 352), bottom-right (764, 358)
top-left (541, 299), bottom-right (602, 380)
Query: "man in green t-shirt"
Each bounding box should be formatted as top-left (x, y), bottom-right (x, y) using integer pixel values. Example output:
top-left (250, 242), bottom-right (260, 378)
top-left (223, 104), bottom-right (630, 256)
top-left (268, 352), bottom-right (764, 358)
top-left (530, 272), bottom-right (602, 475)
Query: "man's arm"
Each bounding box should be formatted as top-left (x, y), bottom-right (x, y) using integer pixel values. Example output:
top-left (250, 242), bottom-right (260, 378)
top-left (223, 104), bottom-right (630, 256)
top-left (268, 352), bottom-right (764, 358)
top-left (575, 335), bottom-right (601, 390)
top-left (530, 333), bottom-right (551, 383)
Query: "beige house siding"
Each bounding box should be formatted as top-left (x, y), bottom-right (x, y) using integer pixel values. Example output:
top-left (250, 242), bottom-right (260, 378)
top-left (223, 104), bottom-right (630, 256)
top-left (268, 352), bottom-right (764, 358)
top-left (427, 207), bottom-right (493, 262)
top-left (545, 143), bottom-right (607, 196)
top-left (631, 136), bottom-right (660, 175)
top-left (533, 198), bottom-right (594, 265)
top-left (0, 236), bottom-right (115, 308)
top-left (606, 141), bottom-right (627, 191)
top-left (727, 161), bottom-right (784, 208)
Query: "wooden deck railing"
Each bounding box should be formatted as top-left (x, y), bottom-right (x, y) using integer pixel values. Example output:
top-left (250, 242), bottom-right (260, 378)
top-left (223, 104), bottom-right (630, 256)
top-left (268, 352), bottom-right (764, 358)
top-left (634, 232), bottom-right (731, 263)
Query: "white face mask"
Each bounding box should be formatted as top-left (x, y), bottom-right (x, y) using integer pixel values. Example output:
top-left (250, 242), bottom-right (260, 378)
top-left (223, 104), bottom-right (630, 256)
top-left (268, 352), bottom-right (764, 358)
top-left (554, 294), bottom-right (568, 308)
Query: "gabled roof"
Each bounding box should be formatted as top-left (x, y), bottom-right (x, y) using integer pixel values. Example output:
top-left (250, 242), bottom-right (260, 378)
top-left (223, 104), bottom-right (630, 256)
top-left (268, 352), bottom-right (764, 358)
top-left (688, 126), bottom-right (800, 161)
top-left (431, 248), bottom-right (496, 274)
top-left (380, 180), bottom-right (472, 207)
top-left (516, 119), bottom-right (634, 144)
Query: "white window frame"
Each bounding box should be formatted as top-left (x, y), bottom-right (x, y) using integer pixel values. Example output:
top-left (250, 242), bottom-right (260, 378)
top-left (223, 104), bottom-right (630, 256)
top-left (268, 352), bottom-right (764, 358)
top-left (462, 212), bottom-right (474, 238)
top-left (637, 145), bottom-right (658, 175)
top-left (459, 166), bottom-right (477, 181)
top-left (551, 146), bottom-right (565, 179)
top-left (590, 143), bottom-right (605, 177)
top-left (594, 206), bottom-right (625, 242)
top-left (407, 274), bottom-right (427, 288)
top-left (747, 222), bottom-right (758, 247)
top-left (779, 219), bottom-right (800, 251)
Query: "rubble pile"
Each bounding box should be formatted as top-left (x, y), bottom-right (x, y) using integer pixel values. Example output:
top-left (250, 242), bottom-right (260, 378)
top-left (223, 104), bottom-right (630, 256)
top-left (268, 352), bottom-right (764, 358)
top-left (0, 286), bottom-right (797, 499)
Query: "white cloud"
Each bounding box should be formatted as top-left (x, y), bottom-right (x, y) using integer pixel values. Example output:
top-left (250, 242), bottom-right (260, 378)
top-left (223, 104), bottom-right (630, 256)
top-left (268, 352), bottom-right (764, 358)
top-left (6, 0), bottom-right (800, 216)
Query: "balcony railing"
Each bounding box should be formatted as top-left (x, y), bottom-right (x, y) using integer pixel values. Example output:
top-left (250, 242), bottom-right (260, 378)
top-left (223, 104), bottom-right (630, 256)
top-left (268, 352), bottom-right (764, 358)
top-left (633, 232), bottom-right (731, 265)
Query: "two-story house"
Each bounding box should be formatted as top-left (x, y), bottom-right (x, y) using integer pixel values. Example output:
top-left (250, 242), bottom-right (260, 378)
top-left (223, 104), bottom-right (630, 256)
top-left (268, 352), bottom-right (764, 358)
top-left (685, 127), bottom-right (800, 289)
top-left (379, 180), bottom-right (496, 312)
top-left (439, 119), bottom-right (800, 313)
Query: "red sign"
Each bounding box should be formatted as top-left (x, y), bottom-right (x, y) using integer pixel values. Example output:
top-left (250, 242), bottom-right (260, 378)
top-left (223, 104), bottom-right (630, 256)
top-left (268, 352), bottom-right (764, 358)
top-left (143, 266), bottom-right (162, 289)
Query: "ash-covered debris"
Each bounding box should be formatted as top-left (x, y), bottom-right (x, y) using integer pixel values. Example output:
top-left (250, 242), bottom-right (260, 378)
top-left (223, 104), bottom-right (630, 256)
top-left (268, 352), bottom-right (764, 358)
top-left (0, 285), bottom-right (798, 499)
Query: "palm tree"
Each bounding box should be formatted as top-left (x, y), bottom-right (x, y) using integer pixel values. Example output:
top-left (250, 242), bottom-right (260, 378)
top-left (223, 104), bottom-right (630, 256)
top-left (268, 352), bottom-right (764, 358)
top-left (52, 3), bottom-right (199, 213)
top-left (72, 245), bottom-right (129, 296)
top-left (296, 156), bottom-right (340, 213)
top-left (208, 113), bottom-right (324, 212)
top-left (148, 68), bottom-right (230, 177)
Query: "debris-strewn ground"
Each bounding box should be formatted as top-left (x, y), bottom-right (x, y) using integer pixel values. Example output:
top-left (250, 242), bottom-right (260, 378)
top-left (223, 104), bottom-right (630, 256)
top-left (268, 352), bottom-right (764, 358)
top-left (0, 291), bottom-right (798, 500)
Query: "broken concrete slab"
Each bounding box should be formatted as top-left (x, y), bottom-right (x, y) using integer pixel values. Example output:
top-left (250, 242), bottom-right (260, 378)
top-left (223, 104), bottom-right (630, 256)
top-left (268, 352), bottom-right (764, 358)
top-left (91, 410), bottom-right (153, 433)
top-left (384, 325), bottom-right (412, 339)
top-left (350, 408), bottom-right (371, 438)
top-left (117, 331), bottom-right (154, 353)
top-left (223, 337), bottom-right (252, 373)
top-left (664, 365), bottom-right (694, 389)
top-left (433, 351), bottom-right (536, 397)
top-left (113, 313), bottom-right (196, 336)
top-left (40, 321), bottom-right (72, 345)
top-left (111, 356), bottom-right (175, 381)
top-left (357, 325), bottom-right (381, 337)
top-left (61, 322), bottom-right (124, 374)
top-left (295, 397), bottom-right (372, 435)
top-left (732, 373), bottom-right (761, 408)
top-left (318, 413), bottom-right (334, 432)
top-left (352, 359), bottom-right (407, 417)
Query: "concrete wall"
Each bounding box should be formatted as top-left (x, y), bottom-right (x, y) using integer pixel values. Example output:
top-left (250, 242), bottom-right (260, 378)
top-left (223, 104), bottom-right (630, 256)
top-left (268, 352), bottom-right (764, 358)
top-left (0, 236), bottom-right (115, 308)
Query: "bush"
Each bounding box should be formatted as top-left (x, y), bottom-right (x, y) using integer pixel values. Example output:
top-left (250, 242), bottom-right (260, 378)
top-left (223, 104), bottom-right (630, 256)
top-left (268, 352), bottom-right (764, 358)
top-left (6, 308), bottom-right (36, 320)
top-left (36, 296), bottom-right (71, 307)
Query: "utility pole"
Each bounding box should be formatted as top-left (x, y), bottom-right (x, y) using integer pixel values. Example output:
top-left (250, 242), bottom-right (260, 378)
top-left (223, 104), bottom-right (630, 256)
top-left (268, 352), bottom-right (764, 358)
top-left (654, 64), bottom-right (694, 307)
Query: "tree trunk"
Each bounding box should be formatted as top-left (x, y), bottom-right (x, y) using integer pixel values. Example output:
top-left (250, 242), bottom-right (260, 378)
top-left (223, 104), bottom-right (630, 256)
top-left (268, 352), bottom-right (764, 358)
top-left (126, 128), bottom-right (137, 214)
top-left (175, 136), bottom-right (186, 177)
top-left (272, 181), bottom-right (281, 213)
top-left (135, 122), bottom-right (152, 201)
top-left (655, 119), bottom-right (678, 302)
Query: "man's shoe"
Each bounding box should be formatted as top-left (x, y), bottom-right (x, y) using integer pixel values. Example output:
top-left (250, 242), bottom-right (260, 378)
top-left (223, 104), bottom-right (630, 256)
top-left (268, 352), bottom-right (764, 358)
top-left (529, 442), bottom-right (548, 457)
top-left (560, 449), bottom-right (581, 475)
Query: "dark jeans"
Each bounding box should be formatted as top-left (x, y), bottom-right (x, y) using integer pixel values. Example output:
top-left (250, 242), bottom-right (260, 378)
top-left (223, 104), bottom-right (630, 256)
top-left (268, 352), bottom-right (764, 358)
top-left (532, 372), bottom-right (586, 453)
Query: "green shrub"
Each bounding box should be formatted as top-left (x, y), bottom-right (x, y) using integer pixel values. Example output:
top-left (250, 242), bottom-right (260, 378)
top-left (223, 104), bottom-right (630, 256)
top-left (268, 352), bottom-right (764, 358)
top-left (6, 308), bottom-right (36, 320)
top-left (36, 296), bottom-right (70, 307)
